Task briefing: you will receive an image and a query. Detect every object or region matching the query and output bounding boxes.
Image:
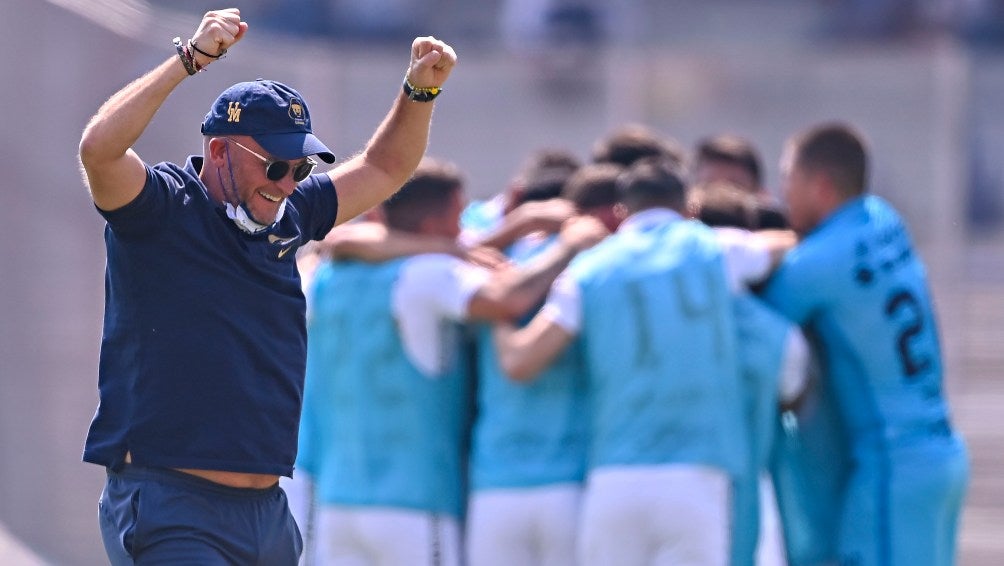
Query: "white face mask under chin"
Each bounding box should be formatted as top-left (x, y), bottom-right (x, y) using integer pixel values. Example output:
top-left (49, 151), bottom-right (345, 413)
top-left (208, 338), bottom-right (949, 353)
top-left (225, 199), bottom-right (287, 234)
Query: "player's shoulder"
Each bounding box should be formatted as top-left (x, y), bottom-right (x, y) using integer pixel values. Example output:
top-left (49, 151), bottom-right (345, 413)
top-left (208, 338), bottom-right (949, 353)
top-left (792, 202), bottom-right (873, 267)
top-left (460, 196), bottom-right (505, 234)
top-left (400, 252), bottom-right (489, 292)
top-left (790, 231), bottom-right (844, 264)
top-left (399, 252), bottom-right (464, 277)
top-left (808, 195), bottom-right (911, 261)
top-left (862, 194), bottom-right (904, 222)
top-left (567, 230), bottom-right (632, 280)
top-left (735, 292), bottom-right (792, 326)
top-left (770, 232), bottom-right (844, 293)
top-left (392, 254), bottom-right (464, 308)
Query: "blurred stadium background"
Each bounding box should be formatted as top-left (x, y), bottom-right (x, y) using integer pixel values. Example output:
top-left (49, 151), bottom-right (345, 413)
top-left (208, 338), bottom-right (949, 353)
top-left (2, 0), bottom-right (1003, 563)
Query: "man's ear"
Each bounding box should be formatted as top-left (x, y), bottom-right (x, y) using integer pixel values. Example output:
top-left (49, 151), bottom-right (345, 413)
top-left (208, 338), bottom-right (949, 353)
top-left (207, 137), bottom-right (228, 164)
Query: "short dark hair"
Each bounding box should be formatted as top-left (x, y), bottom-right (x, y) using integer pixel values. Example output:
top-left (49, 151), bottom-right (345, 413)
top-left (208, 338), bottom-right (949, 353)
top-left (562, 163), bottom-right (622, 210)
top-left (755, 203), bottom-right (789, 230)
top-left (510, 148), bottom-right (581, 207)
top-left (694, 134), bottom-right (762, 186)
top-left (617, 157), bottom-right (687, 213)
top-left (383, 158), bottom-right (463, 232)
top-left (519, 166), bottom-right (575, 204)
top-left (592, 124), bottom-right (685, 168)
top-left (688, 181), bottom-right (759, 229)
top-left (518, 148), bottom-right (582, 177)
top-left (789, 123), bottom-right (868, 197)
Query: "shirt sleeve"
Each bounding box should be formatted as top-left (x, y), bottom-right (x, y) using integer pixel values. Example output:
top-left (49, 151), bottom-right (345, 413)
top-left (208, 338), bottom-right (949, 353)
top-left (96, 164), bottom-right (175, 237)
top-left (714, 227), bottom-right (772, 292)
top-left (759, 247), bottom-right (824, 325)
top-left (292, 173), bottom-right (339, 242)
top-left (392, 254), bottom-right (490, 376)
top-left (393, 254), bottom-right (490, 321)
top-left (539, 272), bottom-right (583, 334)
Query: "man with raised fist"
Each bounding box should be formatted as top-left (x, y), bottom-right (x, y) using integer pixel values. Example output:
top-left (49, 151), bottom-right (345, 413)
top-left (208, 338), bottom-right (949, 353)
top-left (77, 8), bottom-right (457, 564)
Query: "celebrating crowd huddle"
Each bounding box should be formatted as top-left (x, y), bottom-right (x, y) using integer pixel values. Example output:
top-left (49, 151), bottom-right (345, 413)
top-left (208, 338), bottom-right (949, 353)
top-left (290, 123), bottom-right (967, 566)
top-left (78, 8), bottom-right (967, 566)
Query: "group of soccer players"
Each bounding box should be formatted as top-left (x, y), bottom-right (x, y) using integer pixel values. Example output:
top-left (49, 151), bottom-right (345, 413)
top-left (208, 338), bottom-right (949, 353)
top-left (285, 121), bottom-right (969, 566)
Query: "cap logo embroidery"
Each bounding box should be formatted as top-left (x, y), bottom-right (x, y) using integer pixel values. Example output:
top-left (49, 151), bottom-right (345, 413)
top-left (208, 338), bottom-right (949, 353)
top-left (227, 101), bottom-right (242, 123)
top-left (288, 100), bottom-right (305, 125)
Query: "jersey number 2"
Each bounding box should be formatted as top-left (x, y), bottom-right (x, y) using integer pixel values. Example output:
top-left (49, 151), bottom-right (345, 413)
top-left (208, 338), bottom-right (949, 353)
top-left (884, 289), bottom-right (931, 379)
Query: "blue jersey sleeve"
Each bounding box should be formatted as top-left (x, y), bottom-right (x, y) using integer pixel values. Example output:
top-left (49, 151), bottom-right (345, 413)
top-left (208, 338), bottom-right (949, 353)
top-left (760, 244), bottom-right (830, 326)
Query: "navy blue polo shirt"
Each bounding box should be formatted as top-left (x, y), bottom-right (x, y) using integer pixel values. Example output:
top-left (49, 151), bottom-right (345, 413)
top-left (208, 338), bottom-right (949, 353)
top-left (83, 156), bottom-right (338, 477)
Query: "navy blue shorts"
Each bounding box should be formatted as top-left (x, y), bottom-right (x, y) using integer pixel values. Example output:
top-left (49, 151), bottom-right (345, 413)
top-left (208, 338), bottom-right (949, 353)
top-left (98, 465), bottom-right (302, 565)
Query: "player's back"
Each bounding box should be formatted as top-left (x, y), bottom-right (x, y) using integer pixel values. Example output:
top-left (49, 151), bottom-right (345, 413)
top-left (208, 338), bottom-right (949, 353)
top-left (572, 217), bottom-right (746, 475)
top-left (301, 258), bottom-right (469, 517)
top-left (782, 196), bottom-right (950, 455)
top-left (471, 233), bottom-right (589, 490)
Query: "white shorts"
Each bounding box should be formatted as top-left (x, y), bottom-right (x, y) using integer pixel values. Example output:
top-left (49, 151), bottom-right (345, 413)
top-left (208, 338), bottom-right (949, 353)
top-left (314, 506), bottom-right (460, 566)
top-left (579, 465), bottom-right (731, 566)
top-left (466, 484), bottom-right (581, 566)
top-left (758, 474), bottom-right (788, 566)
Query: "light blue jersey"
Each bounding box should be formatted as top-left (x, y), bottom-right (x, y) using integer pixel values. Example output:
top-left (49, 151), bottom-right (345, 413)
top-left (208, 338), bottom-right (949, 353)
top-left (470, 234), bottom-right (588, 490)
top-left (459, 196), bottom-right (506, 245)
top-left (769, 380), bottom-right (850, 566)
top-left (460, 196), bottom-right (504, 233)
top-left (570, 216), bottom-right (747, 475)
top-left (296, 259), bottom-right (471, 518)
top-left (731, 293), bottom-right (796, 566)
top-left (762, 196), bottom-right (968, 566)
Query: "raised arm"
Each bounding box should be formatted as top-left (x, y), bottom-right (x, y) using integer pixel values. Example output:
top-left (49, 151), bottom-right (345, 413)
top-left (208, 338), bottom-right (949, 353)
top-left (78, 9), bottom-right (247, 211)
top-left (328, 38), bottom-right (458, 226)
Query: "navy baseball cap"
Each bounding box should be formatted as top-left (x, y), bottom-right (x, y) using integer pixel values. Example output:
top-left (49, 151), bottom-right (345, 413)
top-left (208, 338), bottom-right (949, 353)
top-left (201, 79), bottom-right (336, 163)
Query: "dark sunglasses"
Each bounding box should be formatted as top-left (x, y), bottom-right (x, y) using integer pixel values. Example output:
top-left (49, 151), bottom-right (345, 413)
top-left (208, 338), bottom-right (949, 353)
top-left (226, 138), bottom-right (317, 182)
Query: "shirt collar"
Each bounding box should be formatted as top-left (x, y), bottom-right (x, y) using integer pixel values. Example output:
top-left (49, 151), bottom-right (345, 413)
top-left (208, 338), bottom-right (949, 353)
top-left (809, 195), bottom-right (867, 236)
top-left (186, 155), bottom-right (204, 176)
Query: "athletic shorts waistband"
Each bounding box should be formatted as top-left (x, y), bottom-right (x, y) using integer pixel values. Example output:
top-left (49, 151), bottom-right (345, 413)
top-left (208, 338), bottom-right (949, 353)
top-left (108, 464), bottom-right (281, 499)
